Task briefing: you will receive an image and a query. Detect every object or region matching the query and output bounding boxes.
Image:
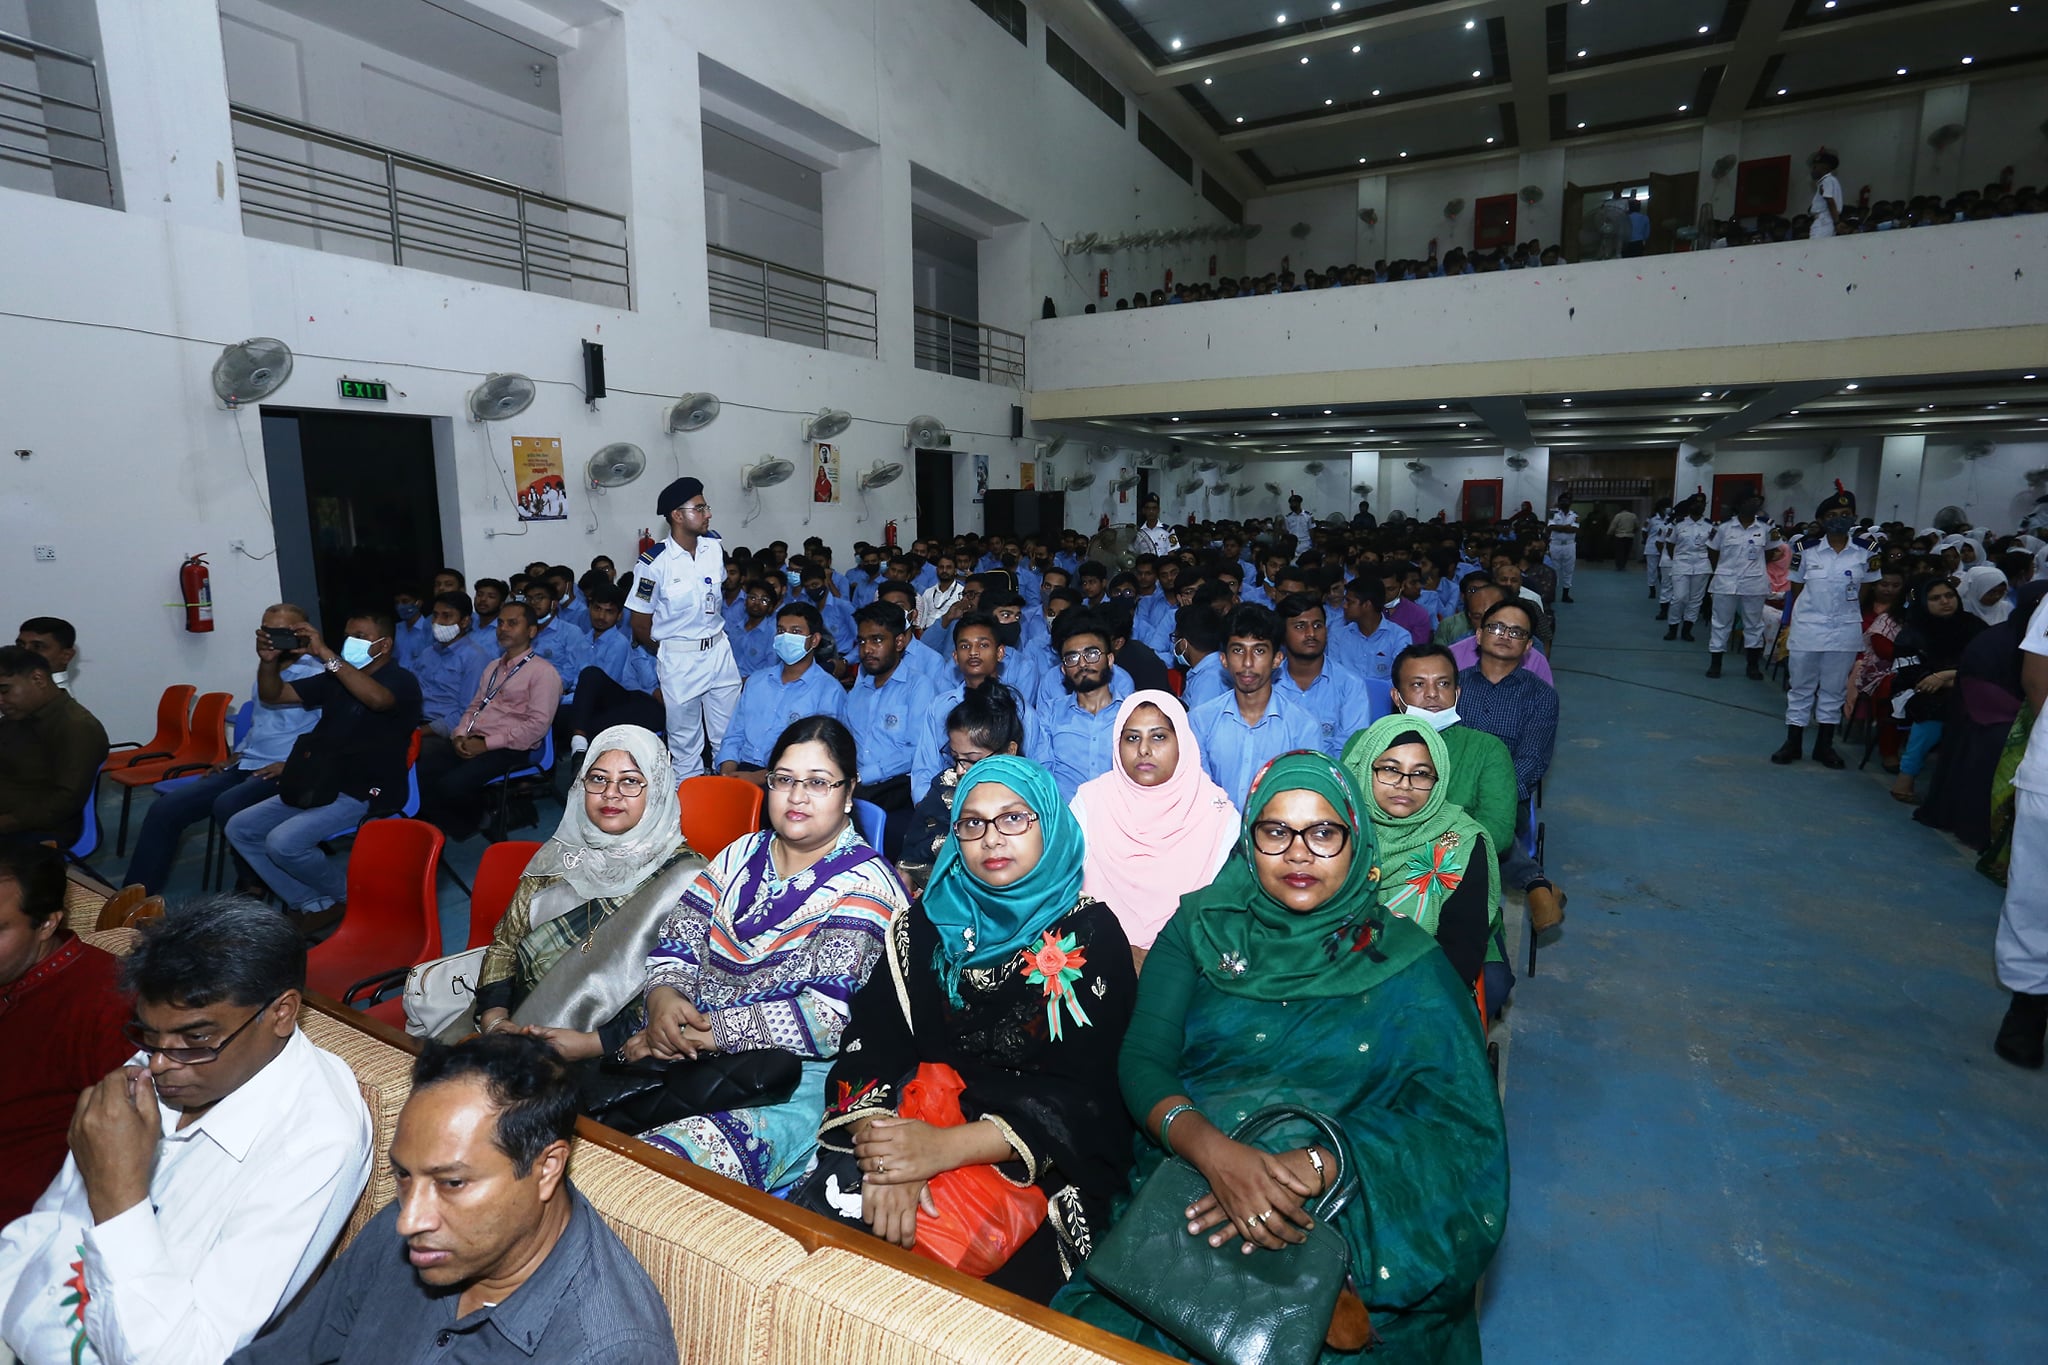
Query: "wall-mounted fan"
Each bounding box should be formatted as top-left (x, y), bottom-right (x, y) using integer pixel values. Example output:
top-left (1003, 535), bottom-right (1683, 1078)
top-left (1405, 460), bottom-right (1428, 473)
top-left (1932, 504), bottom-right (1968, 532)
top-left (1774, 468), bottom-right (1804, 488)
top-left (1264, 481), bottom-right (1282, 495)
top-left (1165, 452), bottom-right (1190, 469)
top-left (741, 456), bottom-right (796, 525)
top-left (1112, 474), bottom-right (1140, 492)
top-left (1684, 446), bottom-right (1715, 466)
top-left (1304, 461), bottom-right (1326, 475)
top-left (1176, 477), bottom-right (1204, 496)
top-left (1196, 459), bottom-right (1219, 472)
top-left (468, 373), bottom-right (536, 422)
top-left (854, 459), bottom-right (903, 522)
top-left (665, 393), bottom-right (720, 433)
top-left (1963, 439), bottom-right (1996, 460)
top-left (1039, 435), bottom-right (1068, 460)
top-left (1353, 482), bottom-right (1373, 496)
top-left (1091, 444), bottom-right (1117, 463)
top-left (586, 442), bottom-right (646, 489)
top-left (1233, 482), bottom-right (1254, 497)
top-left (1224, 459), bottom-right (1247, 474)
top-left (212, 337), bottom-right (293, 407)
top-left (906, 414), bottom-right (951, 448)
top-left (1504, 454), bottom-right (1529, 470)
top-left (803, 408), bottom-right (852, 443)
top-left (1065, 471), bottom-right (1098, 491)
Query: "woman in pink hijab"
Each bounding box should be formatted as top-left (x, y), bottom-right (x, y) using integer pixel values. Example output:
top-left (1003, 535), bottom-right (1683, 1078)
top-left (1069, 690), bottom-right (1241, 971)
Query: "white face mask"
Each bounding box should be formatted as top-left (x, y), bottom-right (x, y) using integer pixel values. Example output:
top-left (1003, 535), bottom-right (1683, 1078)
top-left (1396, 698), bottom-right (1461, 731)
top-left (430, 622), bottom-right (463, 644)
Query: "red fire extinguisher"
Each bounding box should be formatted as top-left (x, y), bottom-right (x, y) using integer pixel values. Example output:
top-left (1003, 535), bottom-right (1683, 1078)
top-left (179, 554), bottom-right (214, 633)
top-left (637, 526), bottom-right (657, 557)
top-left (884, 519), bottom-right (899, 548)
top-left (1098, 268), bottom-right (1109, 299)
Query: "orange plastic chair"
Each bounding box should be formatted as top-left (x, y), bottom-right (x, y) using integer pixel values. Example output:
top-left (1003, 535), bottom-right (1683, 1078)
top-left (316, 818), bottom-right (444, 1004)
top-left (677, 775), bottom-right (764, 858)
top-left (109, 691), bottom-right (235, 854)
top-left (106, 685), bottom-right (195, 772)
top-left (465, 840), bottom-right (541, 950)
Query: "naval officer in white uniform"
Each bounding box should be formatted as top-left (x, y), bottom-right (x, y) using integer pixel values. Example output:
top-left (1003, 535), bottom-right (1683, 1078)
top-left (1770, 483), bottom-right (1877, 769)
top-left (1546, 491), bottom-right (1580, 603)
top-left (1705, 492), bottom-right (1773, 678)
top-left (630, 476), bottom-right (743, 775)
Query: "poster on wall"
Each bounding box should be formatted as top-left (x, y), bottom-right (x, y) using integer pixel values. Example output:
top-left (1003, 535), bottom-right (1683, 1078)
top-left (1020, 461), bottom-right (1036, 491)
top-left (812, 443), bottom-right (840, 503)
top-left (512, 436), bottom-right (566, 521)
top-left (973, 452), bottom-right (988, 504)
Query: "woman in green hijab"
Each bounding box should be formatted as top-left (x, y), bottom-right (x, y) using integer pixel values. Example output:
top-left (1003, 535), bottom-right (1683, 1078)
top-left (806, 755), bottom-right (1138, 1303)
top-left (1055, 751), bottom-right (1508, 1363)
top-left (1341, 714), bottom-right (1503, 999)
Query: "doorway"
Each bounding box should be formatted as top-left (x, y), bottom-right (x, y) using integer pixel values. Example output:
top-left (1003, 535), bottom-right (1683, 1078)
top-left (914, 448), bottom-right (955, 541)
top-left (1461, 478), bottom-right (1504, 524)
top-left (260, 409), bottom-right (446, 640)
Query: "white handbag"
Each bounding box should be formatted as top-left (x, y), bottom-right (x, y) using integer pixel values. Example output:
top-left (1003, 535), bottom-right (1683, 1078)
top-left (401, 947), bottom-right (489, 1040)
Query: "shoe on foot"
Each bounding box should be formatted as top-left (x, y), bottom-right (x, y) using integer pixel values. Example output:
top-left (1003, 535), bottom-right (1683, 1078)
top-left (1680, 622), bottom-right (1696, 642)
top-left (1526, 881), bottom-right (1566, 934)
top-left (1562, 590), bottom-right (1575, 604)
top-left (1995, 993), bottom-right (2048, 1069)
top-left (1745, 649), bottom-right (1765, 680)
top-left (1705, 654), bottom-right (1723, 678)
top-left (1811, 723), bottom-right (1845, 769)
top-left (1664, 625), bottom-right (1679, 641)
top-left (1770, 725), bottom-right (1804, 764)
top-left (1656, 603), bottom-right (1669, 620)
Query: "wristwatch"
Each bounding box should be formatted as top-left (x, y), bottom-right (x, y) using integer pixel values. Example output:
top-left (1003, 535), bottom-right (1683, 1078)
top-left (323, 657), bottom-right (343, 674)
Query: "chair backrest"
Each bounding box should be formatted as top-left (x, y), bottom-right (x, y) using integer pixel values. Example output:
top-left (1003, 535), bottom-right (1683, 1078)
top-left (851, 799), bottom-right (886, 851)
top-left (177, 692), bottom-right (236, 767)
top-left (467, 840), bottom-right (542, 949)
top-left (322, 818), bottom-right (445, 972)
top-left (1165, 666), bottom-right (1185, 698)
top-left (113, 684), bottom-right (195, 768)
top-left (228, 698), bottom-right (257, 747)
top-left (95, 884), bottom-right (147, 932)
top-left (678, 775), bottom-right (765, 857)
top-left (120, 896), bottom-right (166, 930)
top-left (69, 766), bottom-right (103, 861)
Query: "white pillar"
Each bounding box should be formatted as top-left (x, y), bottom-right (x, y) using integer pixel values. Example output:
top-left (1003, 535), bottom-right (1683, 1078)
top-left (93, 0), bottom-right (240, 230)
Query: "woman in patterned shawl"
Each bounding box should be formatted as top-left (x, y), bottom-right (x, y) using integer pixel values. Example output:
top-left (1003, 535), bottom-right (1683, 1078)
top-left (631, 716), bottom-right (907, 1189)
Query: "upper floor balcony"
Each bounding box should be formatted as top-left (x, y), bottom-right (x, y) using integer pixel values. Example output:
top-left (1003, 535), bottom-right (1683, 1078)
top-left (0, 27), bottom-right (114, 209)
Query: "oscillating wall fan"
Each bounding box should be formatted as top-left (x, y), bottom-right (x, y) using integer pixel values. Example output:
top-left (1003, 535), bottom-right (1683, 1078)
top-left (855, 459), bottom-right (904, 522)
top-left (212, 338), bottom-right (293, 407)
top-left (468, 373), bottom-right (536, 423)
top-left (586, 443), bottom-right (646, 489)
top-left (906, 414), bottom-right (951, 448)
top-left (741, 456), bottom-right (795, 526)
top-left (803, 408), bottom-right (852, 443)
top-left (665, 393), bottom-right (720, 433)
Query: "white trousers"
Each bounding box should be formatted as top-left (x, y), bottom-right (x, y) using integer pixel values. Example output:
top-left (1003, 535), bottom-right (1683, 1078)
top-left (1785, 649), bottom-right (1857, 726)
top-left (1996, 788), bottom-right (2048, 993)
top-left (656, 635), bottom-right (742, 776)
top-left (1552, 538), bottom-right (1577, 590)
top-left (1669, 571), bottom-right (1709, 624)
top-left (1653, 558), bottom-right (1671, 602)
top-left (1709, 592), bottom-right (1767, 653)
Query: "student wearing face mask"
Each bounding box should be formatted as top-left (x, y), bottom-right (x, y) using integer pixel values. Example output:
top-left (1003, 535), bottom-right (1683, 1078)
top-left (413, 590), bottom-right (495, 737)
top-left (517, 580), bottom-right (591, 693)
top-left (392, 588), bottom-right (430, 667)
top-left (1363, 645), bottom-right (1517, 871)
top-left (1773, 483), bottom-right (1880, 768)
top-left (714, 603), bottom-right (848, 789)
top-left (226, 610), bottom-right (423, 936)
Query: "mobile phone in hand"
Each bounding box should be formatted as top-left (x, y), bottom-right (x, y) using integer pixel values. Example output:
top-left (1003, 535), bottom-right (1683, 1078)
top-left (266, 626), bottom-right (301, 651)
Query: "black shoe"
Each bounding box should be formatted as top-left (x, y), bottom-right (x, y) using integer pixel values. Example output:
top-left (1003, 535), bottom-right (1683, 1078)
top-left (1680, 622), bottom-right (1696, 642)
top-left (1705, 654), bottom-right (1723, 678)
top-left (1811, 722), bottom-right (1845, 769)
top-left (1647, 585), bottom-right (1657, 598)
top-left (1656, 603), bottom-right (1669, 620)
top-left (1562, 590), bottom-right (1575, 604)
top-left (1995, 993), bottom-right (2048, 1069)
top-left (1664, 625), bottom-right (1679, 641)
top-left (1745, 648), bottom-right (1765, 680)
top-left (1770, 726), bottom-right (1804, 764)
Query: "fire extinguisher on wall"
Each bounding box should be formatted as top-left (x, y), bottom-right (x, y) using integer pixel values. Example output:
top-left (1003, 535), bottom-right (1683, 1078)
top-left (179, 554), bottom-right (214, 633)
top-left (637, 526), bottom-right (657, 557)
top-left (884, 519), bottom-right (899, 548)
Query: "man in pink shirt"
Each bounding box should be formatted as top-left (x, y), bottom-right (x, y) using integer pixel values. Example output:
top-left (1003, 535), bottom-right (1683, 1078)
top-left (1446, 584), bottom-right (1555, 683)
top-left (1382, 563), bottom-right (1435, 648)
top-left (413, 601), bottom-right (562, 840)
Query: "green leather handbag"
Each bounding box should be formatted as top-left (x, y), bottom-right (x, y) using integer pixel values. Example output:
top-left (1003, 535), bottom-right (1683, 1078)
top-left (1085, 1105), bottom-right (1360, 1365)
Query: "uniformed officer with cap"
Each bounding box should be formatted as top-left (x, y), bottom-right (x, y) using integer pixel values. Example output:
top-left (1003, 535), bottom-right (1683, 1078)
top-left (630, 476), bottom-right (743, 775)
top-left (1771, 481), bottom-right (1877, 768)
top-left (1704, 491), bottom-right (1773, 679)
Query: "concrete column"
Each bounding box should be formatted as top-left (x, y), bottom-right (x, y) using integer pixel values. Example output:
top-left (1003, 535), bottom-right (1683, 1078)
top-left (978, 221), bottom-right (1033, 340)
top-left (1875, 433), bottom-right (1926, 526)
top-left (1911, 83), bottom-right (1970, 199)
top-left (91, 0), bottom-right (239, 230)
top-left (1698, 121), bottom-right (1743, 221)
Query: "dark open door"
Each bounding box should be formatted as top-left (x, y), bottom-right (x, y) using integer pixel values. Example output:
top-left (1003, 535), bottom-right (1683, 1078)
top-left (1646, 171), bottom-right (1697, 255)
top-left (915, 448), bottom-right (955, 541)
top-left (1560, 182), bottom-right (1586, 263)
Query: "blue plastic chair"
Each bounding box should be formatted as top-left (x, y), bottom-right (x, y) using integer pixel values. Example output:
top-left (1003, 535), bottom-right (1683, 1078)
top-left (68, 767), bottom-right (105, 866)
top-left (851, 798), bottom-right (886, 851)
top-left (483, 731), bottom-right (555, 842)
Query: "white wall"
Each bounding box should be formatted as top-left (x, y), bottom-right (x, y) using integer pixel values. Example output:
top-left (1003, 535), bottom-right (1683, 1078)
top-left (1916, 437), bottom-right (2048, 531)
top-left (1735, 99), bottom-right (1921, 211)
top-left (1682, 441), bottom-right (1885, 524)
top-left (1247, 186), bottom-right (1362, 276)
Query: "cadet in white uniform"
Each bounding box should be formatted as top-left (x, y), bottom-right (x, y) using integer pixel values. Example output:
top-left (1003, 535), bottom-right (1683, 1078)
top-left (1133, 493), bottom-right (1177, 558)
top-left (1281, 494), bottom-right (1314, 549)
top-left (1771, 485), bottom-right (1877, 768)
top-left (1646, 500), bottom-right (1673, 613)
top-left (1546, 492), bottom-right (1580, 602)
top-left (630, 476), bottom-right (743, 775)
top-left (1993, 590), bottom-right (2048, 1068)
top-left (1661, 494), bottom-right (1713, 642)
top-left (1705, 492), bottom-right (1773, 678)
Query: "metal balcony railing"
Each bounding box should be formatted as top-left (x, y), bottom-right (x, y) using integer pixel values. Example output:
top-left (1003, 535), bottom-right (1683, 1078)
top-left (0, 29), bottom-right (114, 207)
top-left (707, 245), bottom-right (879, 357)
top-left (229, 105), bottom-right (630, 308)
top-left (913, 306), bottom-right (1025, 386)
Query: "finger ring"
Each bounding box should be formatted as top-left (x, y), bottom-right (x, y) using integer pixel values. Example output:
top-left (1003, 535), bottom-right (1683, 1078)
top-left (1249, 1210), bottom-right (1271, 1225)
top-left (877, 1160), bottom-right (886, 1174)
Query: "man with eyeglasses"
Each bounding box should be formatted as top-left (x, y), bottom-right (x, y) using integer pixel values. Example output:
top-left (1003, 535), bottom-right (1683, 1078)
top-left (1455, 601), bottom-right (1565, 935)
top-left (1038, 610), bottom-right (1134, 802)
top-left (1273, 592), bottom-right (1380, 758)
top-left (910, 614), bottom-right (1035, 803)
top-left (715, 603), bottom-right (847, 789)
top-left (1188, 604), bottom-right (1319, 809)
top-left (631, 477), bottom-right (744, 777)
top-left (1446, 585), bottom-right (1555, 683)
top-left (0, 895), bottom-right (371, 1365)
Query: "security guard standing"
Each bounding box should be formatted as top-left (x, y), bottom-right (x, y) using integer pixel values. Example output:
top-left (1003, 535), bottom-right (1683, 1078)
top-left (1705, 492), bottom-right (1773, 678)
top-left (1661, 493), bottom-right (1712, 642)
top-left (630, 477), bottom-right (742, 775)
top-left (1546, 491), bottom-right (1580, 603)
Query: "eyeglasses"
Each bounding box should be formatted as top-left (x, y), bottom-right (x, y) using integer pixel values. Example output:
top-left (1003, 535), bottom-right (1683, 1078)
top-left (678, 502), bottom-right (711, 515)
top-left (1370, 764), bottom-right (1439, 790)
top-left (1482, 622), bottom-right (1531, 641)
top-left (580, 773), bottom-right (648, 797)
top-left (1059, 646), bottom-right (1107, 667)
top-left (953, 810), bottom-right (1039, 841)
top-left (1250, 820), bottom-right (1352, 858)
top-left (768, 772), bottom-right (849, 795)
top-left (123, 994), bottom-right (279, 1065)
top-left (943, 747), bottom-right (992, 772)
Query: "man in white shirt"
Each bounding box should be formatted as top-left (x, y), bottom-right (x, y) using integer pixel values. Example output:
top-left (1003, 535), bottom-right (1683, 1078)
top-left (1807, 150), bottom-right (1844, 239)
top-left (0, 896), bottom-right (372, 1365)
top-left (1994, 589), bottom-right (2048, 1069)
top-left (1546, 493), bottom-right (1580, 603)
top-left (1133, 494), bottom-right (1177, 558)
top-left (1661, 494), bottom-right (1714, 642)
top-left (914, 552), bottom-right (964, 631)
top-left (1281, 494), bottom-right (1314, 550)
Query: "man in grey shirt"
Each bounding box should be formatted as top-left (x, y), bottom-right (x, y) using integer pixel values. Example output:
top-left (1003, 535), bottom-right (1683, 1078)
top-left (230, 1033), bottom-right (675, 1364)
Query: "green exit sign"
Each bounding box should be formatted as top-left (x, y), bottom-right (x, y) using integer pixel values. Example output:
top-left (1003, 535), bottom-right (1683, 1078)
top-left (337, 378), bottom-right (389, 401)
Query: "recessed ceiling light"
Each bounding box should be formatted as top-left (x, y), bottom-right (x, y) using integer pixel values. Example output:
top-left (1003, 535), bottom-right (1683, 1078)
top-left (1170, 38), bottom-right (1183, 50)
top-left (1788, 409), bottom-right (1800, 415)
top-left (1824, 1), bottom-right (1836, 7)
top-left (1844, 382), bottom-right (1859, 390)
top-left (1399, 150), bottom-right (1407, 156)
top-left (1325, 98), bottom-right (1334, 104)
top-left (1777, 87), bottom-right (1789, 95)
top-left (1170, 416), bottom-right (1180, 421)
top-left (1698, 24), bottom-right (1709, 33)
top-left (1353, 43), bottom-right (1363, 52)
top-left (1472, 69), bottom-right (1482, 78)
top-left (1464, 19), bottom-right (1476, 29)
top-left (1324, 409), bottom-right (1332, 414)
top-left (2026, 374), bottom-right (2039, 380)
top-left (1961, 55), bottom-right (1974, 64)
top-left (1458, 422), bottom-right (1468, 428)
top-left (1203, 76), bottom-right (1213, 84)
top-left (1438, 404), bottom-right (1448, 409)
top-left (1358, 156), bottom-right (1368, 163)
top-left (1701, 391), bottom-right (1713, 398)
top-left (1235, 115), bottom-right (1245, 122)
top-left (1678, 103), bottom-right (1689, 111)
top-left (1486, 135), bottom-right (1495, 142)
top-left (1300, 55), bottom-right (1311, 64)
top-left (1576, 121), bottom-right (1587, 129)
top-left (1896, 66), bottom-right (1908, 75)
top-left (1577, 48), bottom-right (1588, 58)
top-left (1331, 1), bottom-right (1342, 9)
top-left (1372, 88), bottom-right (1381, 95)
top-left (1276, 11), bottom-right (1288, 22)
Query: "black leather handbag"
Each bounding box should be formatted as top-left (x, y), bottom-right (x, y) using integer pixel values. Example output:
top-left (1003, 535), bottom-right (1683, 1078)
top-left (575, 1050), bottom-right (801, 1132)
top-left (1085, 1106), bottom-right (1359, 1365)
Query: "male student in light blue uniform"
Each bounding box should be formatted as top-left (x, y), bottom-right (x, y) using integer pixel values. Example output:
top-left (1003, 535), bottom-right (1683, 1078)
top-left (726, 577), bottom-right (782, 676)
top-left (715, 601), bottom-right (848, 784)
top-left (911, 612), bottom-right (1036, 803)
top-left (1325, 576), bottom-right (1410, 696)
top-left (1188, 603), bottom-right (1321, 809)
top-left (800, 561), bottom-right (858, 660)
top-left (1036, 609), bottom-right (1134, 802)
top-left (414, 590), bottom-right (495, 737)
top-left (518, 579), bottom-right (590, 692)
top-left (393, 588), bottom-right (431, 667)
top-left (1175, 604), bottom-right (1230, 710)
top-left (546, 565), bottom-right (592, 633)
top-left (872, 583), bottom-right (946, 687)
top-left (562, 581), bottom-right (665, 765)
top-left (471, 578), bottom-right (507, 637)
top-left (1272, 591), bottom-right (1381, 758)
top-left (845, 600), bottom-right (932, 857)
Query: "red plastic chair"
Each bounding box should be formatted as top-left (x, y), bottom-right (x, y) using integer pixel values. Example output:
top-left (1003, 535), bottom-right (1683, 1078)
top-left (106, 685), bottom-right (195, 771)
top-left (109, 691), bottom-right (235, 854)
top-left (465, 840), bottom-right (541, 950)
top-left (1165, 666), bottom-right (1185, 698)
top-left (318, 817), bottom-right (444, 1004)
top-left (678, 775), bottom-right (764, 857)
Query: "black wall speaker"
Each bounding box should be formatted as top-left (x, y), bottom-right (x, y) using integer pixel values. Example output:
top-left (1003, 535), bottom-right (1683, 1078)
top-left (582, 340), bottom-right (607, 404)
top-left (1010, 405), bottom-right (1024, 440)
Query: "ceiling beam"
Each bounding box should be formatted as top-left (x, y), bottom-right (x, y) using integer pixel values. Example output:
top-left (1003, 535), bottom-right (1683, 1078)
top-left (1467, 396), bottom-right (1535, 447)
top-left (1549, 43), bottom-right (1735, 90)
top-left (1710, 0), bottom-right (1798, 122)
top-left (1774, 0), bottom-right (1988, 49)
top-left (1501, 1), bottom-right (1551, 150)
top-left (1222, 85), bottom-right (1501, 148)
top-left (1694, 379), bottom-right (1862, 442)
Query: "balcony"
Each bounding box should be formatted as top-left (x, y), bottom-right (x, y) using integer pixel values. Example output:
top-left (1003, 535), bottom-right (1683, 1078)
top-left (707, 245), bottom-right (879, 357)
top-left (0, 29), bottom-right (113, 207)
top-left (229, 105), bottom-right (630, 308)
top-left (913, 306), bottom-right (1024, 386)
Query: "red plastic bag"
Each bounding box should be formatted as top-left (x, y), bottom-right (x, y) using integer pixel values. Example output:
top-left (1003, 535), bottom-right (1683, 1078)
top-left (896, 1062), bottom-right (1048, 1278)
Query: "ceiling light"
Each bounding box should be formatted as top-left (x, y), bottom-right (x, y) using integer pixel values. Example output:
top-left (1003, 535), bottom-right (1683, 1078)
top-left (1844, 382), bottom-right (1859, 390)
top-left (1577, 48), bottom-right (1588, 58)
top-left (1438, 404), bottom-right (1448, 409)
top-left (1788, 409), bottom-right (1799, 415)
top-left (1277, 11), bottom-right (1287, 22)
top-left (1372, 88), bottom-right (1381, 95)
top-left (1777, 87), bottom-right (1789, 95)
top-left (1324, 409), bottom-right (1332, 414)
top-left (1271, 412), bottom-right (1280, 417)
top-left (2026, 374), bottom-right (2039, 380)
top-left (1472, 69), bottom-right (1482, 78)
top-left (1701, 391), bottom-right (1713, 398)
top-left (1358, 156), bottom-right (1368, 163)
top-left (1399, 150), bottom-right (1407, 156)
top-left (1824, 1), bottom-right (1836, 7)
top-left (1236, 115), bottom-right (1245, 122)
top-left (1464, 19), bottom-right (1476, 29)
top-left (1325, 98), bottom-right (1334, 104)
top-left (1170, 416), bottom-right (1180, 421)
top-left (1561, 398), bottom-right (1572, 404)
top-left (1486, 136), bottom-right (1495, 142)
top-left (1332, 1), bottom-right (1342, 9)
top-left (1896, 67), bottom-right (1908, 75)
top-left (1961, 55), bottom-right (1973, 64)
top-left (1353, 43), bottom-right (1363, 52)
top-left (1300, 55), bottom-right (1311, 64)
top-left (1170, 37), bottom-right (1183, 50)
top-left (1458, 422), bottom-right (1468, 428)
top-left (1203, 76), bottom-right (1213, 84)
top-left (1577, 121), bottom-right (1587, 129)
top-left (1679, 103), bottom-right (1689, 111)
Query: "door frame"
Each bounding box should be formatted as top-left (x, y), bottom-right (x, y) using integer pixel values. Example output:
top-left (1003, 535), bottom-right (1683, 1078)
top-left (1461, 477), bottom-right (1504, 524)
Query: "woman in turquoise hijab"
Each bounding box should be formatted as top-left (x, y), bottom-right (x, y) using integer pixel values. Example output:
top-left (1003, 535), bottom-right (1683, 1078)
top-left (1055, 751), bottom-right (1508, 1362)
top-left (806, 756), bottom-right (1138, 1303)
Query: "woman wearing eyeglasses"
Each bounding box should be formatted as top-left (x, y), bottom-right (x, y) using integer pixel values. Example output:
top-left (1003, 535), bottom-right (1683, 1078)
top-left (1054, 751), bottom-right (1507, 1361)
top-left (627, 715), bottom-right (907, 1189)
top-left (472, 724), bottom-right (702, 1054)
top-left (802, 755), bottom-right (1137, 1302)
